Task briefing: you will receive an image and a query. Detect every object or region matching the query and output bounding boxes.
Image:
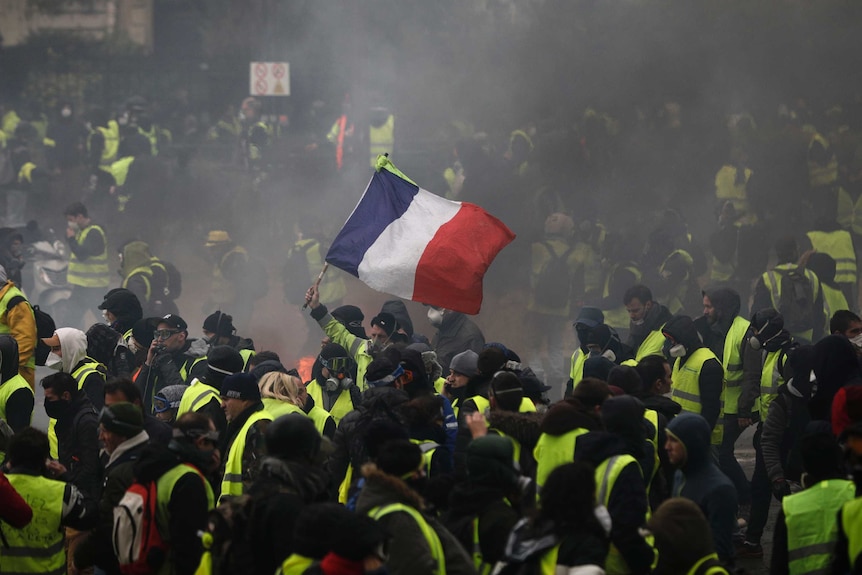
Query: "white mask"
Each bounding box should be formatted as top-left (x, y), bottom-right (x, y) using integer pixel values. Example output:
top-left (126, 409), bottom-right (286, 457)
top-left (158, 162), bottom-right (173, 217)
top-left (851, 333), bottom-right (862, 349)
top-left (427, 308), bottom-right (444, 328)
top-left (67, 221), bottom-right (80, 232)
top-left (101, 310), bottom-right (111, 324)
top-left (631, 318), bottom-right (645, 326)
top-left (669, 344), bottom-right (687, 358)
top-left (45, 352), bottom-right (62, 371)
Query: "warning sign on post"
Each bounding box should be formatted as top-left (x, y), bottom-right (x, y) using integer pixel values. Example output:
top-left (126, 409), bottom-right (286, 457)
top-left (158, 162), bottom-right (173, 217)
top-left (249, 62), bottom-right (290, 96)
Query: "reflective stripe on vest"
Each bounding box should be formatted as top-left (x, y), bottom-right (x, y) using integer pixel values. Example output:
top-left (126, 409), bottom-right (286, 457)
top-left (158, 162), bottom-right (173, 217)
top-left (368, 503), bottom-right (446, 575)
top-left (636, 328), bottom-right (667, 362)
top-left (410, 439), bottom-right (440, 477)
top-left (595, 455), bottom-right (649, 575)
top-left (842, 496), bottom-right (862, 569)
top-left (782, 479), bottom-right (856, 575)
top-left (179, 356), bottom-right (206, 383)
top-left (533, 428), bottom-right (589, 491)
top-left (177, 379), bottom-right (220, 416)
top-left (759, 350), bottom-right (785, 417)
top-left (722, 316), bottom-right (750, 415)
top-left (122, 266), bottom-right (152, 302)
top-left (5, 473), bottom-right (67, 575)
top-left (262, 398), bottom-right (305, 419)
top-left (220, 409), bottom-right (272, 502)
top-left (240, 349), bottom-right (255, 370)
top-left (0, 284), bottom-right (36, 369)
top-left (306, 379), bottom-right (354, 425)
top-left (672, 347), bottom-right (725, 446)
top-left (307, 406), bottom-right (334, 438)
top-left (570, 349), bottom-right (587, 383)
top-left (368, 114), bottom-right (395, 167)
top-left (685, 553), bottom-right (729, 575)
top-left (157, 463), bottom-right (215, 535)
top-left (806, 230), bottom-right (857, 284)
top-left (644, 408), bottom-right (660, 487)
top-left (68, 224), bottom-right (110, 287)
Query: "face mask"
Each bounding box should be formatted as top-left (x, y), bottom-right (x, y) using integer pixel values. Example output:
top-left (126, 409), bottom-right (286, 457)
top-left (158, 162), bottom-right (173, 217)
top-left (669, 344), bottom-right (687, 358)
top-left (324, 376), bottom-right (352, 393)
top-left (61, 108), bottom-right (72, 118)
top-left (631, 318), bottom-right (645, 326)
top-left (101, 310), bottom-right (111, 324)
top-left (67, 221), bottom-right (80, 233)
top-left (201, 335), bottom-right (213, 345)
top-left (427, 308), bottom-right (444, 328)
top-left (851, 334), bottom-right (862, 349)
top-left (45, 352), bottom-right (62, 370)
top-left (44, 399), bottom-right (71, 419)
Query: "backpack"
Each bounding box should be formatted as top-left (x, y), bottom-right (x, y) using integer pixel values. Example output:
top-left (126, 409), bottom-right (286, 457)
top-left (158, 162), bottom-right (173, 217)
top-left (776, 269), bottom-right (814, 334)
top-left (151, 259), bottom-right (182, 300)
top-left (533, 241), bottom-right (574, 308)
top-left (7, 295), bottom-right (55, 366)
top-left (113, 480), bottom-right (168, 575)
top-left (282, 243), bottom-right (314, 305)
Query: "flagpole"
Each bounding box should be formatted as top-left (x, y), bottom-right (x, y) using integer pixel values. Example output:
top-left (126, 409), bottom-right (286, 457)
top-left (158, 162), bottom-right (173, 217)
top-left (302, 263), bottom-right (329, 309)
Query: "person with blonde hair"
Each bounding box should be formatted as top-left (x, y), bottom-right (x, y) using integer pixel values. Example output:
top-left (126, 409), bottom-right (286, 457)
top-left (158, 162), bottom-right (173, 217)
top-left (259, 371), bottom-right (306, 418)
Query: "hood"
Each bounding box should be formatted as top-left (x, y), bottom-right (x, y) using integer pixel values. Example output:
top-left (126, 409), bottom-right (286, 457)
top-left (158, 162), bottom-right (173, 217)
top-left (601, 395), bottom-right (646, 457)
top-left (704, 287), bottom-right (741, 330)
top-left (439, 310), bottom-right (467, 332)
top-left (86, 323), bottom-right (125, 366)
top-left (644, 302), bottom-right (673, 332)
top-left (355, 462), bottom-right (424, 514)
top-left (381, 300), bottom-right (414, 337)
top-left (56, 327), bottom-right (88, 374)
top-left (186, 338), bottom-right (209, 358)
top-left (359, 386), bottom-right (410, 413)
top-left (573, 431), bottom-right (629, 466)
top-left (666, 413), bottom-right (712, 470)
top-left (119, 240), bottom-right (152, 276)
top-left (661, 315), bottom-right (702, 354)
top-left (540, 399), bottom-right (602, 437)
top-left (814, 335), bottom-right (862, 387)
top-left (638, 393), bottom-right (683, 420)
top-left (227, 335), bottom-right (254, 351)
top-left (0, 335), bottom-right (19, 382)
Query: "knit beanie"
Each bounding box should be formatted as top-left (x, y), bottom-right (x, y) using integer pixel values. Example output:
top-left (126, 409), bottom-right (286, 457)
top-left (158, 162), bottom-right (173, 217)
top-left (331, 305), bottom-right (367, 339)
top-left (202, 310), bottom-right (235, 337)
top-left (466, 435), bottom-right (518, 489)
top-left (220, 372), bottom-right (261, 401)
top-left (207, 345), bottom-right (244, 377)
top-left (375, 439), bottom-right (423, 477)
top-left (154, 385), bottom-right (187, 413)
top-left (99, 402), bottom-right (144, 437)
top-left (450, 350), bottom-right (479, 376)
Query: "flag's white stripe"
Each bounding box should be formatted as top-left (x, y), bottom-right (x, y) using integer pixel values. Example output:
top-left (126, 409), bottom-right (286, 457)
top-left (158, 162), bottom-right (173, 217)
top-left (357, 187), bottom-right (461, 299)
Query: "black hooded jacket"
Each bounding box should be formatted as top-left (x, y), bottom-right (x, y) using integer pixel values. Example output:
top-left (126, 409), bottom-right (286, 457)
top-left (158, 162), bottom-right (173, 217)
top-left (431, 312), bottom-right (485, 374)
top-left (0, 335), bottom-right (32, 432)
top-left (811, 335), bottom-right (862, 421)
top-left (662, 316), bottom-right (724, 430)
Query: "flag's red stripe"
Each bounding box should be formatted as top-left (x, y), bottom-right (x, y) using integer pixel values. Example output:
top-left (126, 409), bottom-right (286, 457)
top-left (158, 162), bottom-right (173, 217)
top-left (412, 204), bottom-right (515, 314)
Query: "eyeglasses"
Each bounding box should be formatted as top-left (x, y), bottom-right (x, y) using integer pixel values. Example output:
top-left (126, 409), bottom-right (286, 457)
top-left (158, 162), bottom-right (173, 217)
top-left (320, 356), bottom-right (353, 373)
top-left (154, 329), bottom-right (180, 340)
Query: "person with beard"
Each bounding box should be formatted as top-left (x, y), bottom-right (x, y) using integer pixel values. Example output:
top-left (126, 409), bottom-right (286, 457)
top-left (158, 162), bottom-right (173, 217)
top-left (625, 285), bottom-right (673, 362)
top-left (306, 342), bottom-right (360, 425)
top-left (218, 372), bottom-right (272, 502)
top-left (533, 382), bottom-right (605, 491)
top-left (246, 414), bottom-right (332, 575)
top-left (695, 287), bottom-right (755, 520)
top-left (86, 322), bottom-right (134, 378)
top-left (97, 288), bottom-right (143, 340)
top-left (103, 378), bottom-right (172, 445)
top-left (201, 310), bottom-right (256, 369)
top-left (177, 345), bottom-right (242, 437)
top-left (574, 395), bottom-right (655, 574)
top-left (666, 413), bottom-right (737, 566)
top-left (0, 335), bottom-right (34, 432)
top-left (427, 306), bottom-right (485, 374)
top-left (444, 435), bottom-right (525, 573)
top-left (661, 315), bottom-right (725, 446)
top-left (355, 439), bottom-right (475, 575)
top-left (327, 357), bottom-right (411, 503)
top-left (132, 413), bottom-right (219, 575)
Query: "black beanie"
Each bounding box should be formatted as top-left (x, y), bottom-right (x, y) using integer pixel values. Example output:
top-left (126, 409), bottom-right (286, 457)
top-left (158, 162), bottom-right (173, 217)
top-left (332, 305), bottom-right (367, 339)
top-left (376, 439), bottom-right (423, 477)
top-left (207, 345), bottom-right (244, 377)
top-left (466, 435), bottom-right (518, 489)
top-left (203, 310), bottom-right (235, 337)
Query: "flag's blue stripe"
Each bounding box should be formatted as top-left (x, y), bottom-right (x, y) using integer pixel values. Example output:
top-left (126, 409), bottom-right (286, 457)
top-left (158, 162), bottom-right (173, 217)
top-left (325, 169), bottom-right (419, 276)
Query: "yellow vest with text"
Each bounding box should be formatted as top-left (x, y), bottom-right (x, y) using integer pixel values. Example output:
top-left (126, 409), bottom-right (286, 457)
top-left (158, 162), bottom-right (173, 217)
top-left (806, 229), bottom-right (857, 285)
top-left (533, 428), bottom-right (589, 491)
top-left (672, 347), bottom-right (724, 446)
top-left (368, 114), bottom-right (395, 167)
top-left (220, 409), bottom-right (272, 502)
top-left (68, 224), bottom-right (110, 287)
top-left (306, 379), bottom-right (355, 425)
top-left (782, 479), bottom-right (855, 575)
top-left (4, 473), bottom-right (66, 575)
top-left (0, 284), bottom-right (36, 369)
top-left (722, 316), bottom-right (750, 415)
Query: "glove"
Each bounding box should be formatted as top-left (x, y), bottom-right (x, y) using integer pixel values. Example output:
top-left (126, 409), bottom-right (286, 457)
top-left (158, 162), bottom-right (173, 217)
top-left (771, 478), bottom-right (792, 501)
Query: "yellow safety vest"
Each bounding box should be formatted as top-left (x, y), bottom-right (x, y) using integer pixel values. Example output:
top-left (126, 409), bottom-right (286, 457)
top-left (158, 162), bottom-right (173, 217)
top-left (68, 224), bottom-right (110, 288)
top-left (671, 347), bottom-right (725, 446)
top-left (122, 265), bottom-right (153, 303)
top-left (88, 121), bottom-right (120, 165)
top-left (569, 349), bottom-right (587, 384)
top-left (277, 554), bottom-right (314, 575)
top-left (836, 187), bottom-right (862, 235)
top-left (533, 428), bottom-right (589, 491)
top-left (158, 463), bottom-right (215, 571)
top-left (806, 230), bottom-right (857, 285)
top-left (368, 503), bottom-right (446, 575)
top-left (0, 283), bottom-right (36, 369)
top-left (644, 408), bottom-right (660, 488)
top-left (177, 379), bottom-right (220, 416)
top-left (762, 265), bottom-right (821, 341)
top-left (368, 114), bottom-right (395, 167)
top-left (262, 397), bottom-right (305, 419)
top-left (595, 455), bottom-right (654, 575)
top-left (722, 316), bottom-right (750, 416)
top-left (306, 379), bottom-right (355, 425)
top-left (4, 473), bottom-right (66, 575)
top-left (807, 133), bottom-right (838, 188)
top-left (685, 553), bottom-right (729, 575)
top-left (139, 125), bottom-right (159, 156)
top-left (469, 395), bottom-right (536, 415)
top-left (822, 283), bottom-right (849, 335)
top-left (110, 155), bottom-right (135, 186)
top-left (758, 349), bottom-right (787, 418)
top-left (715, 165), bottom-right (756, 224)
top-left (239, 349), bottom-right (255, 371)
top-left (0, 374), bottom-right (33, 423)
top-left (306, 405), bottom-right (334, 438)
top-left (783, 479), bottom-right (855, 575)
top-left (636, 328), bottom-right (668, 362)
top-left (49, 360), bottom-right (105, 458)
top-left (842, 496), bottom-right (862, 570)
top-left (220, 409), bottom-right (272, 502)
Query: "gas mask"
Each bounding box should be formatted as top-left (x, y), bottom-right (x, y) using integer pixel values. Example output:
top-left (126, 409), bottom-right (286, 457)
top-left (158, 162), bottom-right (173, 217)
top-left (669, 343), bottom-right (687, 358)
top-left (750, 328), bottom-right (780, 351)
top-left (238, 111), bottom-right (247, 121)
top-left (201, 334), bottom-right (213, 346)
top-left (427, 307), bottom-right (445, 328)
top-left (320, 356), bottom-right (355, 393)
top-left (588, 346), bottom-right (616, 362)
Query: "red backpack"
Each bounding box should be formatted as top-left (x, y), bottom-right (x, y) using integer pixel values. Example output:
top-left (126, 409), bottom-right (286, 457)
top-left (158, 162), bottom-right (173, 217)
top-left (113, 480), bottom-right (168, 574)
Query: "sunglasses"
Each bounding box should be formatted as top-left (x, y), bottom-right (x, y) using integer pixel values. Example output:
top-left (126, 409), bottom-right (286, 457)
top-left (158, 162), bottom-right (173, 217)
top-left (154, 329), bottom-right (180, 340)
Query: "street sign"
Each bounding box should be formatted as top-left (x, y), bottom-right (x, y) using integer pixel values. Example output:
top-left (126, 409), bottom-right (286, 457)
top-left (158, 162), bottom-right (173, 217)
top-left (249, 62), bottom-right (290, 96)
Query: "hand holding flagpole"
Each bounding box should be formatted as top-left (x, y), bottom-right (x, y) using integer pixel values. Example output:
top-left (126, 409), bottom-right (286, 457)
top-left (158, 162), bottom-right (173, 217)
top-left (303, 263), bottom-right (329, 309)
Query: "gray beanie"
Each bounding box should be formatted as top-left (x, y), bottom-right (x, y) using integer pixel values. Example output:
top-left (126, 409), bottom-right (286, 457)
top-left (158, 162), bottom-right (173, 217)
top-left (450, 350), bottom-right (479, 376)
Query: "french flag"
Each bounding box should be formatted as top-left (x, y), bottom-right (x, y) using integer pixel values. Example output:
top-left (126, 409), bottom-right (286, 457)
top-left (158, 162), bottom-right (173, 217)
top-left (325, 156), bottom-right (515, 314)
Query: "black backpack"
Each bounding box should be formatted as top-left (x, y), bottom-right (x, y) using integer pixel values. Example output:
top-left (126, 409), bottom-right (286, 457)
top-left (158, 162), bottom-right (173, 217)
top-left (776, 269), bottom-right (814, 334)
top-left (533, 241), bottom-right (574, 308)
top-left (7, 295), bottom-right (55, 365)
top-left (151, 259), bottom-right (182, 300)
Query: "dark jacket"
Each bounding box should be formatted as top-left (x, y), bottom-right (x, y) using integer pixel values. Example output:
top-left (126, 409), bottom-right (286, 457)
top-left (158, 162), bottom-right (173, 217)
top-left (761, 384), bottom-right (810, 483)
top-left (247, 457), bottom-right (331, 575)
top-left (627, 302), bottom-right (672, 352)
top-left (487, 410), bottom-right (543, 479)
top-left (500, 515), bottom-right (609, 571)
top-left (55, 392), bottom-right (101, 500)
top-left (355, 464), bottom-right (476, 575)
top-left (75, 431), bottom-right (150, 573)
top-left (220, 402), bottom-right (270, 493)
top-left (137, 338), bottom-right (208, 413)
top-left (0, 335), bottom-right (32, 432)
top-left (444, 482), bottom-right (520, 568)
top-left (432, 312), bottom-right (485, 374)
top-left (811, 335), bottom-right (862, 421)
top-left (738, 331), bottom-right (795, 419)
top-left (86, 323), bottom-right (133, 379)
top-left (666, 413), bottom-right (737, 563)
top-left (695, 288), bottom-right (742, 360)
top-left (143, 414), bottom-right (173, 445)
top-left (575, 431), bottom-right (655, 575)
